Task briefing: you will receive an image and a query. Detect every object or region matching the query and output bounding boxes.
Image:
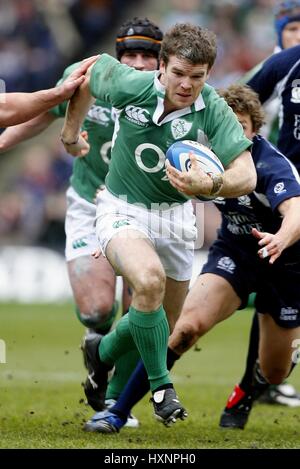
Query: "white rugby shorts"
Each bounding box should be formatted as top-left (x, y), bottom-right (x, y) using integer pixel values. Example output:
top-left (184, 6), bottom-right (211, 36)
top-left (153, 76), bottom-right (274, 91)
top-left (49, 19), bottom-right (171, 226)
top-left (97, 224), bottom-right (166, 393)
top-left (65, 186), bottom-right (98, 261)
top-left (95, 189), bottom-right (197, 281)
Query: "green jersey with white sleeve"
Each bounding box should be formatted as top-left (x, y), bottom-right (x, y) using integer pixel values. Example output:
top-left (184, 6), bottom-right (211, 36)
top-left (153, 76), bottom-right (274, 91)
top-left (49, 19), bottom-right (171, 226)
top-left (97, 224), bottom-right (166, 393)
top-left (51, 63), bottom-right (114, 203)
top-left (90, 54), bottom-right (252, 208)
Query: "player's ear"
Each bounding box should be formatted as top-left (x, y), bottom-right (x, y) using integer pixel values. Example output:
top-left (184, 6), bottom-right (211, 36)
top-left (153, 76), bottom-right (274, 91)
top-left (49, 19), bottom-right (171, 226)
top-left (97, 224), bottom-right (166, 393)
top-left (206, 66), bottom-right (212, 80)
top-left (159, 59), bottom-right (166, 73)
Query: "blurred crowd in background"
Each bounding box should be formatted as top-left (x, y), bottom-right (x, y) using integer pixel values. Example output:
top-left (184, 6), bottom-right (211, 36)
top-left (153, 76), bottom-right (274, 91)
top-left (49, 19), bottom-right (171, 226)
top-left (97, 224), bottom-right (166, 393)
top-left (0, 0), bottom-right (278, 252)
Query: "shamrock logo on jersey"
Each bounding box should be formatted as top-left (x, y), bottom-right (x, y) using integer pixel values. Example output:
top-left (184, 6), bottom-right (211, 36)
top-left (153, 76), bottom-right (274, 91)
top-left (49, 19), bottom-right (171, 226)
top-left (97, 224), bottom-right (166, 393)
top-left (171, 118), bottom-right (192, 140)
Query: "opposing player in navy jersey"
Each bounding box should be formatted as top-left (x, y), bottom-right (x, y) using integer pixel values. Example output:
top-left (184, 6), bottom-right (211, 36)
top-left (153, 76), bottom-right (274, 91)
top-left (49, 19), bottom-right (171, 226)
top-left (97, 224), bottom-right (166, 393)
top-left (236, 43), bottom-right (300, 409)
top-left (215, 85), bottom-right (300, 428)
top-left (233, 1), bottom-right (300, 409)
top-left (170, 85), bottom-right (300, 431)
top-left (247, 45), bottom-right (300, 170)
top-left (84, 84), bottom-right (300, 433)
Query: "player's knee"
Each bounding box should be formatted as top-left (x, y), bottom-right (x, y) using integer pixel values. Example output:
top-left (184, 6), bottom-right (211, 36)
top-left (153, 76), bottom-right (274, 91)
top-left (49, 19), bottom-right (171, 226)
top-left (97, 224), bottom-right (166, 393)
top-left (75, 302), bottom-right (114, 329)
top-left (135, 264), bottom-right (166, 298)
top-left (181, 304), bottom-right (211, 337)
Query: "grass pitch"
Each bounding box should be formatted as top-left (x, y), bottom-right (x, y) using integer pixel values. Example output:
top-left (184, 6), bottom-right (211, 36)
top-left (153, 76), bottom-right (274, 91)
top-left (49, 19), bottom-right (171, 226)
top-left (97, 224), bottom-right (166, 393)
top-left (0, 302), bottom-right (299, 449)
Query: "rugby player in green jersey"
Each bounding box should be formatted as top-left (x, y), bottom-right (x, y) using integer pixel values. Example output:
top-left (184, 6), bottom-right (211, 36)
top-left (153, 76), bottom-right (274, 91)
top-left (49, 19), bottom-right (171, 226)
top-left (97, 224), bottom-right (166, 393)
top-left (0, 18), bottom-right (163, 426)
top-left (0, 56), bottom-right (96, 127)
top-left (62, 23), bottom-right (256, 425)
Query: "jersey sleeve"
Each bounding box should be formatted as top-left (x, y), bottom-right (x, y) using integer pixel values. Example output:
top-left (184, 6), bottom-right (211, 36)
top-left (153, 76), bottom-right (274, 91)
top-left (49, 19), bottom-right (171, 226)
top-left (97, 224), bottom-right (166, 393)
top-left (255, 138), bottom-right (300, 211)
top-left (89, 54), bottom-right (150, 108)
top-left (247, 46), bottom-right (300, 103)
top-left (203, 87), bottom-right (252, 167)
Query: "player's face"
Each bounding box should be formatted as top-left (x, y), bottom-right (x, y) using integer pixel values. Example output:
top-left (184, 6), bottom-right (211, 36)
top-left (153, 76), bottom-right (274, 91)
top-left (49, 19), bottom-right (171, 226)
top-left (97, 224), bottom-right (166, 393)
top-left (282, 21), bottom-right (300, 48)
top-left (160, 55), bottom-right (210, 111)
top-left (120, 50), bottom-right (158, 71)
top-left (235, 112), bottom-right (255, 141)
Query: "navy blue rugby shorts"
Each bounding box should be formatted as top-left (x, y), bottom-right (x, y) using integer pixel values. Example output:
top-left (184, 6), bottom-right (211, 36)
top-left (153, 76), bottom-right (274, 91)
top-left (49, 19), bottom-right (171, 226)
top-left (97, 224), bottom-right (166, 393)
top-left (200, 238), bottom-right (300, 329)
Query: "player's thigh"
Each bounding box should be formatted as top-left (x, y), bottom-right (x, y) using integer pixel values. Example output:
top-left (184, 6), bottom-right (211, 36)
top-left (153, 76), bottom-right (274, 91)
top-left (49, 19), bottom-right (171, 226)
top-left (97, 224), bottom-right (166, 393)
top-left (67, 254), bottom-right (116, 312)
top-left (96, 189), bottom-right (165, 289)
top-left (163, 277), bottom-right (190, 331)
top-left (106, 231), bottom-right (165, 289)
top-left (178, 273), bottom-right (241, 332)
top-left (259, 313), bottom-right (300, 372)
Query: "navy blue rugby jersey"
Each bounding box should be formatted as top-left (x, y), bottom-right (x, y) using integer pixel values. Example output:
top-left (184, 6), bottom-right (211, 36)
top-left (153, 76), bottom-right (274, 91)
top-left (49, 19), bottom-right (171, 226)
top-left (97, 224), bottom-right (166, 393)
top-left (215, 135), bottom-right (300, 259)
top-left (247, 45), bottom-right (300, 170)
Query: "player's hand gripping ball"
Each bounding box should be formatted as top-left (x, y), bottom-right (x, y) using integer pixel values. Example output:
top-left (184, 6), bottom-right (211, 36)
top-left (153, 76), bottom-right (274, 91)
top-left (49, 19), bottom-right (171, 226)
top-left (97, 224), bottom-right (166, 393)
top-left (166, 140), bottom-right (224, 200)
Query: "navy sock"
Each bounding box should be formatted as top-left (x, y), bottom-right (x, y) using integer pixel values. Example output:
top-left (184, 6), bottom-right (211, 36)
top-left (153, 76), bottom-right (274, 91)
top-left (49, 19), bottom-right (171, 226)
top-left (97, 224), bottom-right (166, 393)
top-left (240, 311), bottom-right (259, 392)
top-left (288, 362), bottom-right (296, 377)
top-left (111, 347), bottom-right (179, 420)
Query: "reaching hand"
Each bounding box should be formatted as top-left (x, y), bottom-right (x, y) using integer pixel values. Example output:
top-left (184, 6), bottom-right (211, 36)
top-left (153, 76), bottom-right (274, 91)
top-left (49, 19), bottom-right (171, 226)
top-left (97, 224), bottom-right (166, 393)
top-left (252, 227), bottom-right (284, 264)
top-left (58, 55), bottom-right (99, 100)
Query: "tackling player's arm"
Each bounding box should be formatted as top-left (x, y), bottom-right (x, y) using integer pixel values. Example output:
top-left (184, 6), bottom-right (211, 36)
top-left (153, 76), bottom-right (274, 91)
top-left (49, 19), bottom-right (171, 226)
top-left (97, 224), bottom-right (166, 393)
top-left (0, 112), bottom-right (57, 153)
top-left (0, 91), bottom-right (66, 127)
top-left (61, 66), bottom-right (96, 157)
top-left (252, 196), bottom-right (300, 264)
top-left (166, 150), bottom-right (256, 198)
top-left (0, 58), bottom-right (97, 152)
top-left (0, 55), bottom-right (97, 127)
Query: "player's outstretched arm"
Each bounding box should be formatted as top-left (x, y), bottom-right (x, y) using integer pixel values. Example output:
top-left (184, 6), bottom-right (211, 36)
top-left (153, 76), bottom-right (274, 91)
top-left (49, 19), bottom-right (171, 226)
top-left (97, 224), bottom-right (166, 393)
top-left (166, 150), bottom-right (256, 198)
top-left (0, 55), bottom-right (98, 127)
top-left (61, 65), bottom-right (96, 157)
top-left (252, 196), bottom-right (300, 264)
top-left (0, 112), bottom-right (57, 153)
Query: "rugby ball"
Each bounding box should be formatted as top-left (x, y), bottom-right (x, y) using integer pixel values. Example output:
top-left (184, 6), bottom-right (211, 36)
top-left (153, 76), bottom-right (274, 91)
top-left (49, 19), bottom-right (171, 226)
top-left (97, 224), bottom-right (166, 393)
top-left (166, 140), bottom-right (224, 201)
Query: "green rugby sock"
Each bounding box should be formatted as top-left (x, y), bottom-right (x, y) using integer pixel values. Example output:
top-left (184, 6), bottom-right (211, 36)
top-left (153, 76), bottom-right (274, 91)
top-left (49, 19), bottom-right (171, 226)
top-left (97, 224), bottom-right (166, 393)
top-left (105, 348), bottom-right (140, 400)
top-left (128, 305), bottom-right (170, 391)
top-left (99, 313), bottom-right (136, 367)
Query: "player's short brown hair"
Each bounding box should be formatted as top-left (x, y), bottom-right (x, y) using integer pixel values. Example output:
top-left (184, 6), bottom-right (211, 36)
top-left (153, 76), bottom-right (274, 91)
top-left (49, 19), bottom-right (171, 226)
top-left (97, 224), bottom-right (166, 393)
top-left (160, 23), bottom-right (217, 69)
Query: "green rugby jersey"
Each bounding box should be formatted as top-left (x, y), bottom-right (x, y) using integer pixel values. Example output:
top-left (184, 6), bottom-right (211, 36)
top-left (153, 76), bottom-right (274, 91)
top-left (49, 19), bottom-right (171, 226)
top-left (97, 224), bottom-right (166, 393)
top-left (51, 63), bottom-right (114, 203)
top-left (90, 54), bottom-right (252, 207)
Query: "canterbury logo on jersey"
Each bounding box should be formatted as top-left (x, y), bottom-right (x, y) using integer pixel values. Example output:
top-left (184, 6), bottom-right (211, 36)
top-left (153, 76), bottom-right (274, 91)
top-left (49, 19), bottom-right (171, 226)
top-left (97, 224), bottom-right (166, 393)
top-left (124, 105), bottom-right (150, 127)
top-left (86, 105), bottom-right (113, 125)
